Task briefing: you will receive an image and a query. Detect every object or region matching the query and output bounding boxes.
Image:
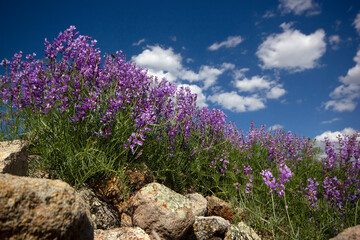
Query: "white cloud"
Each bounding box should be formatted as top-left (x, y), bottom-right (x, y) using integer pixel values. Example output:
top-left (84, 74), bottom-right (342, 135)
top-left (178, 84), bottom-right (208, 108)
top-left (315, 128), bottom-right (357, 143)
top-left (132, 45), bottom-right (182, 73)
top-left (257, 23), bottom-right (326, 72)
top-left (263, 10), bottom-right (276, 18)
top-left (268, 124), bottom-right (284, 131)
top-left (266, 86), bottom-right (286, 99)
top-left (314, 128), bottom-right (359, 159)
top-left (353, 12), bottom-right (360, 35)
top-left (132, 45), bottom-right (233, 89)
top-left (181, 63), bottom-right (234, 89)
top-left (321, 118), bottom-right (340, 124)
top-left (324, 49), bottom-right (360, 112)
top-left (329, 35), bottom-right (340, 50)
top-left (208, 92), bottom-right (266, 112)
top-left (279, 0), bottom-right (320, 15)
top-left (233, 74), bottom-right (286, 100)
top-left (208, 36), bottom-right (243, 51)
top-left (234, 76), bottom-right (271, 92)
top-left (132, 38), bottom-right (146, 46)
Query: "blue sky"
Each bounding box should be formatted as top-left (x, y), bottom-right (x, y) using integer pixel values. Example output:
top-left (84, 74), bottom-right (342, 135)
top-left (1, 0), bottom-right (360, 142)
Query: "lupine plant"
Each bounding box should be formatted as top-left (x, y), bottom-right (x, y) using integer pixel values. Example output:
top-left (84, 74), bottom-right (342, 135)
top-left (1, 26), bottom-right (359, 239)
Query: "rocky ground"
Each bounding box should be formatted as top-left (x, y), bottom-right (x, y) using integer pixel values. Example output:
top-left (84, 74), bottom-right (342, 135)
top-left (0, 140), bottom-right (358, 240)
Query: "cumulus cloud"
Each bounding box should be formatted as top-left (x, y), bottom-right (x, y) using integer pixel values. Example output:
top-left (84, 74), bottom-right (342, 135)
top-left (208, 36), bottom-right (243, 51)
top-left (132, 38), bottom-right (146, 46)
top-left (257, 23), bottom-right (326, 72)
top-left (132, 45), bottom-right (182, 73)
top-left (181, 63), bottom-right (235, 89)
top-left (132, 45), bottom-right (234, 89)
top-left (329, 35), bottom-right (340, 50)
top-left (268, 124), bottom-right (284, 131)
top-left (266, 86), bottom-right (287, 99)
top-left (314, 128), bottom-right (359, 159)
top-left (315, 128), bottom-right (357, 143)
top-left (208, 92), bottom-right (266, 112)
top-left (353, 12), bottom-right (360, 35)
top-left (324, 49), bottom-right (360, 112)
top-left (178, 84), bottom-right (208, 108)
top-left (279, 0), bottom-right (320, 15)
top-left (234, 76), bottom-right (271, 92)
top-left (233, 74), bottom-right (286, 100)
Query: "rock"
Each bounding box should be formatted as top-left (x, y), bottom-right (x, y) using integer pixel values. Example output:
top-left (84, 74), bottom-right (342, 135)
top-left (206, 195), bottom-right (236, 223)
top-left (129, 182), bottom-right (195, 240)
top-left (120, 213), bottom-right (133, 227)
top-left (89, 174), bottom-right (129, 213)
top-left (186, 193), bottom-right (208, 216)
top-left (94, 227), bottom-right (151, 240)
top-left (126, 169), bottom-right (153, 191)
top-left (0, 140), bottom-right (28, 176)
top-left (193, 216), bottom-right (231, 240)
top-left (224, 222), bottom-right (261, 240)
top-left (78, 187), bottom-right (121, 230)
top-left (0, 173), bottom-right (94, 240)
top-left (330, 225), bottom-right (360, 240)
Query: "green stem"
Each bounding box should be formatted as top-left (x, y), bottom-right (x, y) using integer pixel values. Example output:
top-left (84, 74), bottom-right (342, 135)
top-left (284, 192), bottom-right (295, 237)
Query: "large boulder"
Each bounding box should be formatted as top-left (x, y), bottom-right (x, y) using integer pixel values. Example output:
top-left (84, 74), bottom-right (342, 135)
top-left (330, 225), bottom-right (360, 240)
top-left (0, 173), bottom-right (94, 240)
top-left (0, 140), bottom-right (28, 176)
top-left (128, 183), bottom-right (196, 240)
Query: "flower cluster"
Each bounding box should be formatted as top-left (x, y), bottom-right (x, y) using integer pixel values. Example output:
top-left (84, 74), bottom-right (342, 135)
top-left (260, 163), bottom-right (293, 198)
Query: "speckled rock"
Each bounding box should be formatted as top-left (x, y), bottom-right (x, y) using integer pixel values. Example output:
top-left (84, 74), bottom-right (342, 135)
top-left (186, 193), bottom-right (208, 216)
top-left (128, 183), bottom-right (195, 240)
top-left (330, 225), bottom-right (360, 240)
top-left (224, 222), bottom-right (261, 240)
top-left (0, 140), bottom-right (28, 176)
top-left (78, 187), bottom-right (121, 229)
top-left (0, 173), bottom-right (94, 240)
top-left (193, 216), bottom-right (231, 240)
top-left (94, 227), bottom-right (151, 240)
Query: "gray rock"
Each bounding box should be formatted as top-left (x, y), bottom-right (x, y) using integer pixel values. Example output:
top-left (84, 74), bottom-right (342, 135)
top-left (129, 182), bottom-right (195, 240)
top-left (224, 222), bottom-right (261, 240)
top-left (94, 227), bottom-right (151, 240)
top-left (186, 193), bottom-right (208, 216)
top-left (193, 216), bottom-right (231, 240)
top-left (0, 140), bottom-right (28, 176)
top-left (0, 173), bottom-right (94, 240)
top-left (330, 225), bottom-right (360, 240)
top-left (78, 187), bottom-right (121, 230)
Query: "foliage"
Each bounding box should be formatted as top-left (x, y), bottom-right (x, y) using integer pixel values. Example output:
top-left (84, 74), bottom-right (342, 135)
top-left (1, 26), bottom-right (359, 239)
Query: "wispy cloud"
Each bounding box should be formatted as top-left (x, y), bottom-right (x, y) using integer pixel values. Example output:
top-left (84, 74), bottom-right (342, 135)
top-left (256, 23), bottom-right (326, 72)
top-left (321, 118), bottom-right (340, 124)
top-left (329, 35), bottom-right (340, 50)
top-left (353, 12), bottom-right (360, 35)
top-left (208, 36), bottom-right (243, 51)
top-left (132, 38), bottom-right (146, 46)
top-left (278, 0), bottom-right (321, 16)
